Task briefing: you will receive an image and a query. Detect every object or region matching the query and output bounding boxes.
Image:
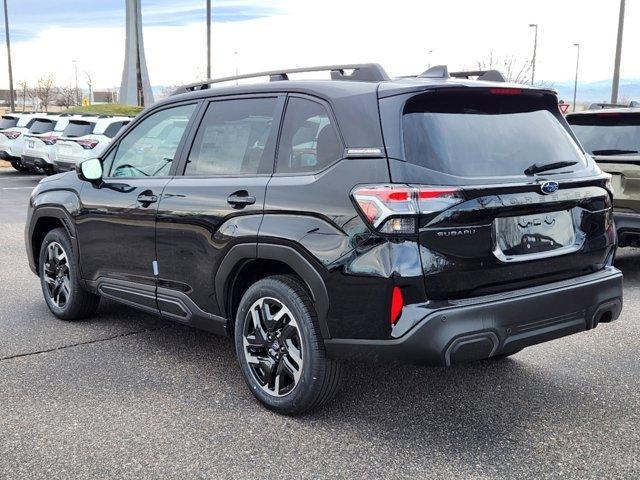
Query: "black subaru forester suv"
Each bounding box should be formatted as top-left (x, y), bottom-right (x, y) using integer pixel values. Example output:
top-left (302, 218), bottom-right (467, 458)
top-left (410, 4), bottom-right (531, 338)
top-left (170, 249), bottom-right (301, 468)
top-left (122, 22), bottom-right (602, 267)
top-left (26, 64), bottom-right (623, 414)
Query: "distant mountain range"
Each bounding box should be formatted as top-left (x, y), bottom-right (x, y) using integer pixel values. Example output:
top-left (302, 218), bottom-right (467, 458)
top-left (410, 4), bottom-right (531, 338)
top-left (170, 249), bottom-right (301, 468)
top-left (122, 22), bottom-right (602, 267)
top-left (551, 79), bottom-right (639, 104)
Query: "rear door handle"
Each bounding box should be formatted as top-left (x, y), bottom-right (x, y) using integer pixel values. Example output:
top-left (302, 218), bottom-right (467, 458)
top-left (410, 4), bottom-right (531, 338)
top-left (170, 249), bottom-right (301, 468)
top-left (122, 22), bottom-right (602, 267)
top-left (227, 191), bottom-right (256, 207)
top-left (137, 191), bottom-right (158, 205)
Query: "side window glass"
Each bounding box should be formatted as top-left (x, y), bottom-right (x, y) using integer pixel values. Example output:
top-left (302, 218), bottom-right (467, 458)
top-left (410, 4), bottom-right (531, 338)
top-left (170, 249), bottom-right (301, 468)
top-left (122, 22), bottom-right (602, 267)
top-left (276, 97), bottom-right (342, 174)
top-left (109, 104), bottom-right (196, 178)
top-left (185, 97), bottom-right (278, 176)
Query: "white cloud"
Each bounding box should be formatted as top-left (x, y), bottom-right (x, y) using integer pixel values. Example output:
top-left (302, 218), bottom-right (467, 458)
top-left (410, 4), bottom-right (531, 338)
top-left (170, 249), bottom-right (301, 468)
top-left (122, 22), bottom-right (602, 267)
top-left (0, 0), bottom-right (637, 91)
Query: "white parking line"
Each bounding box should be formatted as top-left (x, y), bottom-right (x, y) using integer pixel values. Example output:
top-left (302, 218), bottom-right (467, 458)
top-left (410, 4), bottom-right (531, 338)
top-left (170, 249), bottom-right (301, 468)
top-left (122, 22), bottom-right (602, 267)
top-left (1, 187), bottom-right (33, 190)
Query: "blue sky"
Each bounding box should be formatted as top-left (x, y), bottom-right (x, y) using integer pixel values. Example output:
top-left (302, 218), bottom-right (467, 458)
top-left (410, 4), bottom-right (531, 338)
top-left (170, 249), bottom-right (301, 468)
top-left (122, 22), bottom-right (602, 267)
top-left (5, 0), bottom-right (284, 41)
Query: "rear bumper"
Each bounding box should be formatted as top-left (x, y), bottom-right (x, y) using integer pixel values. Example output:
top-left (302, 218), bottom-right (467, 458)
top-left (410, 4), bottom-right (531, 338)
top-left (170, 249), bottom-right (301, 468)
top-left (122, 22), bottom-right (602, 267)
top-left (53, 159), bottom-right (77, 172)
top-left (615, 212), bottom-right (640, 247)
top-left (21, 155), bottom-right (53, 170)
top-left (0, 149), bottom-right (19, 161)
top-left (325, 267), bottom-right (623, 366)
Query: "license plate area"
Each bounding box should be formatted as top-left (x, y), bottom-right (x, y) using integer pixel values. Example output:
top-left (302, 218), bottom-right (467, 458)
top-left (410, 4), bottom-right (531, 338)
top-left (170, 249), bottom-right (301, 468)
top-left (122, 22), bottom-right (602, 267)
top-left (493, 210), bottom-right (580, 263)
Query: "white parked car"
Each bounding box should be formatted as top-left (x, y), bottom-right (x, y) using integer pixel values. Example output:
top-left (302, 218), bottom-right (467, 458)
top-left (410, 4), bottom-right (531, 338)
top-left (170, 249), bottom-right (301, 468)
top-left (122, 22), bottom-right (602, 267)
top-left (21, 114), bottom-right (75, 175)
top-left (54, 116), bottom-right (131, 172)
top-left (0, 113), bottom-right (39, 172)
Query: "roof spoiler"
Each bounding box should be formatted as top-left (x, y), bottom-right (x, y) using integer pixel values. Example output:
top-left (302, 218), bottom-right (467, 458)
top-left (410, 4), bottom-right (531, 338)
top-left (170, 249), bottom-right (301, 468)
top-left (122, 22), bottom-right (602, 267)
top-left (588, 102), bottom-right (627, 110)
top-left (418, 65), bottom-right (506, 83)
top-left (588, 101), bottom-right (640, 110)
top-left (172, 63), bottom-right (390, 95)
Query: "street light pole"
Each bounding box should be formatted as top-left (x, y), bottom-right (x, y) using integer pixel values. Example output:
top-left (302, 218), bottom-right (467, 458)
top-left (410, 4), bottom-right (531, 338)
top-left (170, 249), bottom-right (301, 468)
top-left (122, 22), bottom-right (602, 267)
top-left (572, 43), bottom-right (580, 112)
top-left (3, 0), bottom-right (15, 111)
top-left (611, 0), bottom-right (625, 104)
top-left (529, 23), bottom-right (538, 85)
top-left (206, 0), bottom-right (211, 79)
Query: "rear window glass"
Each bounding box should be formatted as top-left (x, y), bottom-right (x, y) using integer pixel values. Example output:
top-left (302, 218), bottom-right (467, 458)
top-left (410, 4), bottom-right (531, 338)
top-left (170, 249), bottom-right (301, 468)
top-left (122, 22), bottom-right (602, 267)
top-left (402, 91), bottom-right (586, 180)
top-left (102, 121), bottom-right (129, 138)
top-left (0, 116), bottom-right (18, 129)
top-left (63, 121), bottom-right (95, 138)
top-left (567, 113), bottom-right (640, 156)
top-left (29, 119), bottom-right (56, 134)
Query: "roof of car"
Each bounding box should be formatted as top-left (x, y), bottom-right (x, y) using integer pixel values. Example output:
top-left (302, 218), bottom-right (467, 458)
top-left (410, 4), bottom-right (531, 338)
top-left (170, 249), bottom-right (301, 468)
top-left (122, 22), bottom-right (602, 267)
top-left (567, 107), bottom-right (640, 117)
top-left (166, 76), bottom-right (554, 105)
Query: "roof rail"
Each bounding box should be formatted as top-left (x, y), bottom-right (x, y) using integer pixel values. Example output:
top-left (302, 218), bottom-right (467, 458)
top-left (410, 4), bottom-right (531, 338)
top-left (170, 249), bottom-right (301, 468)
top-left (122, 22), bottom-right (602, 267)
top-left (418, 65), bottom-right (506, 83)
top-left (172, 63), bottom-right (390, 95)
top-left (588, 102), bottom-right (628, 110)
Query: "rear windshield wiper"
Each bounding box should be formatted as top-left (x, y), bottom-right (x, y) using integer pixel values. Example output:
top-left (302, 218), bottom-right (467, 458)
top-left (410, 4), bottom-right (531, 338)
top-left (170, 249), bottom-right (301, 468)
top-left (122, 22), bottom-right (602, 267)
top-left (524, 161), bottom-right (578, 176)
top-left (591, 149), bottom-right (638, 156)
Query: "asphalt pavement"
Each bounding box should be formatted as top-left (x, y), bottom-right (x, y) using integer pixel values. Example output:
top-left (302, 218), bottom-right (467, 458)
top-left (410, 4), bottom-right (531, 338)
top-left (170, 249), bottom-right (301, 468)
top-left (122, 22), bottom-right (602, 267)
top-left (0, 165), bottom-right (639, 479)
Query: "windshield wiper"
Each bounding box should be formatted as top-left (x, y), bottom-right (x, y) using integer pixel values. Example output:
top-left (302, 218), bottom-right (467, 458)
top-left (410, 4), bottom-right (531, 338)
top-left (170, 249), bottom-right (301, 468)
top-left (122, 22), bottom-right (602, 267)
top-left (524, 161), bottom-right (578, 176)
top-left (591, 149), bottom-right (638, 156)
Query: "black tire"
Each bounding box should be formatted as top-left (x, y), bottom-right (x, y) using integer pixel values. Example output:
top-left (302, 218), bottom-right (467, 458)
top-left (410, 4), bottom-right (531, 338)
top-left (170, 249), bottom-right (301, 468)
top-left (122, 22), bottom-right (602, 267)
top-left (38, 227), bottom-right (100, 320)
top-left (10, 160), bottom-right (29, 172)
top-left (234, 275), bottom-right (342, 415)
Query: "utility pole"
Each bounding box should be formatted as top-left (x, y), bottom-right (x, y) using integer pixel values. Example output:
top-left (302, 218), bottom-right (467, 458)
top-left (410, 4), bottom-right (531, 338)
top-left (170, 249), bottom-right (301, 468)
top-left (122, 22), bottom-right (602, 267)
top-left (572, 43), bottom-right (580, 112)
top-left (529, 24), bottom-right (538, 85)
top-left (3, 0), bottom-right (15, 111)
top-left (611, 0), bottom-right (625, 104)
top-left (206, 0), bottom-right (211, 79)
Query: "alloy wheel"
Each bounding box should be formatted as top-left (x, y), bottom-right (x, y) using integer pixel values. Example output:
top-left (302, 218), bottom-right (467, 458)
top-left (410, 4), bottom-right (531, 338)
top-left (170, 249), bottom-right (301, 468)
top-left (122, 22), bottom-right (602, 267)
top-left (43, 241), bottom-right (71, 308)
top-left (242, 297), bottom-right (304, 397)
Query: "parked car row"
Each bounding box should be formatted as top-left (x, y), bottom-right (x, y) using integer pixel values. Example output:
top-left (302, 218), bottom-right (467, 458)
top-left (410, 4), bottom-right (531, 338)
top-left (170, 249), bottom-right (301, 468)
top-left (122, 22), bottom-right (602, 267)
top-left (0, 112), bottom-right (132, 175)
top-left (566, 102), bottom-right (640, 248)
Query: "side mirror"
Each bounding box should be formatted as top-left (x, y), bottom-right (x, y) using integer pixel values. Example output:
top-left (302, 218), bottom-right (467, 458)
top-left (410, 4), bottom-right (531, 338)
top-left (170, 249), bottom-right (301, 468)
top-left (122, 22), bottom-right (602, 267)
top-left (77, 158), bottom-right (103, 183)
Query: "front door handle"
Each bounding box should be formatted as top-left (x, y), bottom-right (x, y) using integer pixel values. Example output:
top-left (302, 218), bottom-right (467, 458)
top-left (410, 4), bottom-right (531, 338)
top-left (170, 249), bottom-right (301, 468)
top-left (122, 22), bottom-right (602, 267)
top-left (137, 191), bottom-right (158, 206)
top-left (227, 191), bottom-right (256, 208)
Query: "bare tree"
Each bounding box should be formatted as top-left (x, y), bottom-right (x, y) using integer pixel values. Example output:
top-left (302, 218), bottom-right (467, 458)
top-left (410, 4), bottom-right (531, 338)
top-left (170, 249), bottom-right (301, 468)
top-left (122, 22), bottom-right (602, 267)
top-left (26, 84), bottom-right (39, 111)
top-left (17, 80), bottom-right (28, 112)
top-left (476, 51), bottom-right (532, 84)
top-left (56, 85), bottom-right (78, 108)
top-left (35, 75), bottom-right (55, 112)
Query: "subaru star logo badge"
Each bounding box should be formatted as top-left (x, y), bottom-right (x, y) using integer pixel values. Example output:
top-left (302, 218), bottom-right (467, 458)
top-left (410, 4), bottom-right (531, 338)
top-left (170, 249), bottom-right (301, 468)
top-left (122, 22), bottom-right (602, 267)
top-left (540, 181), bottom-right (559, 195)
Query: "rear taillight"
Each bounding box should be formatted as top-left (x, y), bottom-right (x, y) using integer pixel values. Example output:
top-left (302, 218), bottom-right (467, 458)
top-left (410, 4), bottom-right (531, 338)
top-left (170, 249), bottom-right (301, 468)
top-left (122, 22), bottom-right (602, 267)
top-left (76, 139), bottom-right (99, 150)
top-left (3, 130), bottom-right (21, 139)
top-left (390, 286), bottom-right (404, 325)
top-left (41, 136), bottom-right (57, 145)
top-left (352, 185), bottom-right (462, 234)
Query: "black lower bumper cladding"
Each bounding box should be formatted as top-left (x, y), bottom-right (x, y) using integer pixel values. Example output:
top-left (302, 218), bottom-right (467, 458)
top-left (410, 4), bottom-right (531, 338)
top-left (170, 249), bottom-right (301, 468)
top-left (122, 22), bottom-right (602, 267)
top-left (615, 212), bottom-right (640, 247)
top-left (325, 267), bottom-right (623, 366)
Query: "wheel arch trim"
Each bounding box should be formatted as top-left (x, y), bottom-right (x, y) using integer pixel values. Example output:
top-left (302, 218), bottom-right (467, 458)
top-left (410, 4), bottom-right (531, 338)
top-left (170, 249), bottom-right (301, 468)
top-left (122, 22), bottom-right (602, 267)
top-left (28, 206), bottom-right (78, 275)
top-left (215, 243), bottom-right (332, 338)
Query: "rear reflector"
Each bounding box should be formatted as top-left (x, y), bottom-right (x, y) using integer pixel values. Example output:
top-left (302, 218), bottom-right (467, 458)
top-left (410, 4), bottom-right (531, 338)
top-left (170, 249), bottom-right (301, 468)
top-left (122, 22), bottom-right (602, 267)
top-left (390, 286), bottom-right (404, 325)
